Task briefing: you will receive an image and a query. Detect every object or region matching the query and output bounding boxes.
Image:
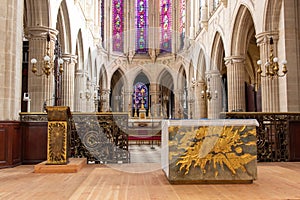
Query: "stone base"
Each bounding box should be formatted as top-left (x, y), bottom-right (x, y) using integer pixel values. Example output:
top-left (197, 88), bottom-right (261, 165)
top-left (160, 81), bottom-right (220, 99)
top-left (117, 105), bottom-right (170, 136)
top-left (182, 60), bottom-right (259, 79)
top-left (34, 158), bottom-right (86, 173)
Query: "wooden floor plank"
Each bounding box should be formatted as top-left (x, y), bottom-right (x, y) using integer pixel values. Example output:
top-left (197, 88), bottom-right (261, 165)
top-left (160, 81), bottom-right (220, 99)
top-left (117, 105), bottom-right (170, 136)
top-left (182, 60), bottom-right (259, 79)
top-left (1, 163), bottom-right (300, 199)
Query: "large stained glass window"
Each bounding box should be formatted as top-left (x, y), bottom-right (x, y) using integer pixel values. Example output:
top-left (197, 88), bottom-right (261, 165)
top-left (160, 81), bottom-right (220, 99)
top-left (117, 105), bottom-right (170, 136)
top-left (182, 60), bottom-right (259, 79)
top-left (135, 0), bottom-right (148, 53)
top-left (112, 0), bottom-right (123, 52)
top-left (179, 0), bottom-right (186, 50)
top-left (160, 0), bottom-right (172, 52)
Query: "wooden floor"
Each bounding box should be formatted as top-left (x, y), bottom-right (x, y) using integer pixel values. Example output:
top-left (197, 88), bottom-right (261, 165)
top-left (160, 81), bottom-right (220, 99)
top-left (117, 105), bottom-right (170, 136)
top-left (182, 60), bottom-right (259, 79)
top-left (1, 162), bottom-right (300, 200)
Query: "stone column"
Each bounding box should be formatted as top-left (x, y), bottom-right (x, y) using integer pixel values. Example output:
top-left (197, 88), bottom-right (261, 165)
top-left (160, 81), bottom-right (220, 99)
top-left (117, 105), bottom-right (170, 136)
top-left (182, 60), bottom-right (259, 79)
top-left (124, 90), bottom-right (132, 116)
top-left (0, 0), bottom-right (23, 120)
top-left (149, 83), bottom-right (159, 117)
top-left (101, 89), bottom-right (110, 112)
top-left (74, 70), bottom-right (86, 112)
top-left (174, 89), bottom-right (183, 119)
top-left (256, 32), bottom-right (280, 112)
top-left (61, 54), bottom-right (77, 111)
top-left (194, 80), bottom-right (207, 118)
top-left (224, 56), bottom-right (246, 112)
top-left (26, 26), bottom-right (58, 111)
top-left (206, 70), bottom-right (222, 119)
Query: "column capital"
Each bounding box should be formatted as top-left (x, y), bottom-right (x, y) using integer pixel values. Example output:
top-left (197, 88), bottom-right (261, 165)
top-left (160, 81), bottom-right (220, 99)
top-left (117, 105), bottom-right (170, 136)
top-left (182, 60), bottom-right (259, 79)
top-left (62, 54), bottom-right (78, 64)
top-left (224, 56), bottom-right (245, 66)
top-left (25, 26), bottom-right (58, 40)
top-left (255, 31), bottom-right (279, 45)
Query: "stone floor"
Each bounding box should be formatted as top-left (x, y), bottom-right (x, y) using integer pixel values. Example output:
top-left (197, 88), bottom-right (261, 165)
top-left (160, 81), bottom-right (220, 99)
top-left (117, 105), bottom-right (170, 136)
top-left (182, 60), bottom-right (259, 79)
top-left (129, 144), bottom-right (161, 163)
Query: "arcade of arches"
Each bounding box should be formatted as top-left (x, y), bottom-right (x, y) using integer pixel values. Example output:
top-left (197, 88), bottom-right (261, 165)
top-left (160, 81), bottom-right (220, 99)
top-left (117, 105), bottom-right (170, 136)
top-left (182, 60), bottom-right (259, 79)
top-left (0, 0), bottom-right (298, 121)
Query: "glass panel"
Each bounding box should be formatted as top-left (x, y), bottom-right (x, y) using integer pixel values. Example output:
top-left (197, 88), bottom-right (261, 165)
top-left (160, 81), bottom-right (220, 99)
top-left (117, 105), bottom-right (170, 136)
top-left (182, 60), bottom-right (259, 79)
top-left (135, 0), bottom-right (149, 53)
top-left (160, 0), bottom-right (172, 52)
top-left (133, 82), bottom-right (148, 109)
top-left (112, 0), bottom-right (123, 52)
top-left (179, 0), bottom-right (186, 50)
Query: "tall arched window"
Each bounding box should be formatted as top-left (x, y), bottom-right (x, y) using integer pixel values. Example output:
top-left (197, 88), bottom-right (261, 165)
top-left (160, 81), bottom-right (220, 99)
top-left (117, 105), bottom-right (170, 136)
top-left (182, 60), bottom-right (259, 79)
top-left (112, 0), bottom-right (123, 52)
top-left (135, 0), bottom-right (149, 53)
top-left (100, 0), bottom-right (105, 45)
top-left (160, 0), bottom-right (172, 52)
top-left (179, 0), bottom-right (186, 50)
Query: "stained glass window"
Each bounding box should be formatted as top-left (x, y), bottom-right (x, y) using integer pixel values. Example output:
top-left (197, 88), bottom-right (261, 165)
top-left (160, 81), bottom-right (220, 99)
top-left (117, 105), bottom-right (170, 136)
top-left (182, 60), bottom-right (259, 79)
top-left (179, 0), bottom-right (186, 50)
top-left (112, 0), bottom-right (123, 52)
top-left (160, 0), bottom-right (172, 52)
top-left (133, 82), bottom-right (148, 109)
top-left (100, 0), bottom-right (105, 45)
top-left (135, 0), bottom-right (148, 53)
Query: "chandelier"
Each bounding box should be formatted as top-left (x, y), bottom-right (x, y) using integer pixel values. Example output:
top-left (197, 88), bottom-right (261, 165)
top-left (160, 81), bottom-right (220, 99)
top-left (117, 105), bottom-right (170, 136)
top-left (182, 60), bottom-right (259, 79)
top-left (30, 33), bottom-right (64, 77)
top-left (256, 37), bottom-right (287, 78)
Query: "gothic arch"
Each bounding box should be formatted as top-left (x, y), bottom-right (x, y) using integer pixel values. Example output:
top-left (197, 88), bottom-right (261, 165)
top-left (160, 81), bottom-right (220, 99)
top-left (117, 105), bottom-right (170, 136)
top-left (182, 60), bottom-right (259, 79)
top-left (231, 5), bottom-right (255, 56)
top-left (196, 49), bottom-right (206, 81)
top-left (211, 32), bottom-right (225, 71)
top-left (75, 29), bottom-right (84, 71)
top-left (110, 68), bottom-right (127, 111)
top-left (56, 0), bottom-right (71, 54)
top-left (264, 0), bottom-right (283, 32)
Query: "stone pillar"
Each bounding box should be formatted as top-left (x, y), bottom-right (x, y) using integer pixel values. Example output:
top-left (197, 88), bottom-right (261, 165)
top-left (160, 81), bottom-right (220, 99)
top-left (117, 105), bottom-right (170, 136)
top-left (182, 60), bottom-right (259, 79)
top-left (101, 89), bottom-right (110, 112)
top-left (224, 56), bottom-right (246, 112)
top-left (149, 83), bottom-right (159, 117)
top-left (26, 27), bottom-right (58, 111)
top-left (206, 70), bottom-right (222, 119)
top-left (61, 54), bottom-right (77, 111)
top-left (194, 80), bottom-right (207, 118)
top-left (0, 0), bottom-right (23, 120)
top-left (174, 89), bottom-right (183, 119)
top-left (256, 32), bottom-right (280, 112)
top-left (74, 70), bottom-right (86, 112)
top-left (124, 90), bottom-right (132, 116)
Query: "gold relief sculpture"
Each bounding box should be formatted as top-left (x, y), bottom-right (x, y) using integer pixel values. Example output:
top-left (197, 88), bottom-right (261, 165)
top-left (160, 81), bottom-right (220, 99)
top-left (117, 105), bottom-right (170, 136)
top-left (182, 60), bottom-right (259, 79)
top-left (47, 122), bottom-right (67, 164)
top-left (173, 125), bottom-right (256, 176)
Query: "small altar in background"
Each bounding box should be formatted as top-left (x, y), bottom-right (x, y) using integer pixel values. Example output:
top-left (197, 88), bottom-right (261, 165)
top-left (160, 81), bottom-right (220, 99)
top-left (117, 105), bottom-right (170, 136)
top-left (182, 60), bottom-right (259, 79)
top-left (161, 119), bottom-right (258, 184)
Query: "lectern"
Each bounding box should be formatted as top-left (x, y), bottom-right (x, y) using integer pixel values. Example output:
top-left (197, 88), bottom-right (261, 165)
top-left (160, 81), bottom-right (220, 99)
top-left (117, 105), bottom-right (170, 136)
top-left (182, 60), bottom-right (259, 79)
top-left (46, 106), bottom-right (71, 165)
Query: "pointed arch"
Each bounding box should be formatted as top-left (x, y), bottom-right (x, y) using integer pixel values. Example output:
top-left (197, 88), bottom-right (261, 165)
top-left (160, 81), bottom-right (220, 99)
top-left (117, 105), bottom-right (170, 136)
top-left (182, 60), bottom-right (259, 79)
top-left (196, 49), bottom-right (206, 81)
top-left (211, 32), bottom-right (225, 71)
top-left (264, 0), bottom-right (283, 32)
top-left (75, 29), bottom-right (84, 70)
top-left (56, 0), bottom-right (71, 53)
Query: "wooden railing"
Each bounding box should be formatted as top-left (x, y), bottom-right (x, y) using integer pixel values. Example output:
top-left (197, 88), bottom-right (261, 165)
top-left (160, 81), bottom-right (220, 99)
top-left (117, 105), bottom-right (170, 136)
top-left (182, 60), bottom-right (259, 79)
top-left (222, 112), bottom-right (300, 162)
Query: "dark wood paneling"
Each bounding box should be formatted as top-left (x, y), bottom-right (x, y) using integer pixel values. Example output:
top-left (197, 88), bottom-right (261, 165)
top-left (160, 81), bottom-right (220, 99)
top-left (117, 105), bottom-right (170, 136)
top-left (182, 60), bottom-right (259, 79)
top-left (0, 129), bottom-right (7, 164)
top-left (0, 122), bottom-right (22, 168)
top-left (21, 122), bottom-right (47, 164)
top-left (289, 121), bottom-right (300, 161)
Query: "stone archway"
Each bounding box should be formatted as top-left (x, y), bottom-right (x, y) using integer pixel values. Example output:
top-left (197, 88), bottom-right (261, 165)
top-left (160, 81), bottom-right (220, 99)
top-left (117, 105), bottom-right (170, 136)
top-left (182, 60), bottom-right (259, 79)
top-left (226, 5), bottom-right (258, 112)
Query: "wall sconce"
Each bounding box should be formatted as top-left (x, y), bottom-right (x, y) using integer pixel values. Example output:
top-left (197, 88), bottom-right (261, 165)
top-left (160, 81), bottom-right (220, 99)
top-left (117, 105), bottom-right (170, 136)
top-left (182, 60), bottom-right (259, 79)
top-left (257, 37), bottom-right (287, 78)
top-left (31, 33), bottom-right (64, 77)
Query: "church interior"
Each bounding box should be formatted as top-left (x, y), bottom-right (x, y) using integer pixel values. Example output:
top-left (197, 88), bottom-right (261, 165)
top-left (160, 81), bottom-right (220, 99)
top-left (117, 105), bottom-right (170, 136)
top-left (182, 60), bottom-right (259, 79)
top-left (1, 0), bottom-right (300, 199)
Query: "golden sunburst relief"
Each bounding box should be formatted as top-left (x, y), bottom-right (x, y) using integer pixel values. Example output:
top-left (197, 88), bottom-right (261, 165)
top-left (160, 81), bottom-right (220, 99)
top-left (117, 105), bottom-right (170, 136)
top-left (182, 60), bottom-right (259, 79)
top-left (172, 125), bottom-right (256, 177)
top-left (47, 122), bottom-right (67, 164)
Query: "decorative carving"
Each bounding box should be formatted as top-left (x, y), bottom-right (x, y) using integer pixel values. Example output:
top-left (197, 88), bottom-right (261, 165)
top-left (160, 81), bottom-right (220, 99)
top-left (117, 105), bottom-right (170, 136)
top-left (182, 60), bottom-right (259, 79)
top-left (171, 125), bottom-right (256, 176)
top-left (47, 122), bottom-right (68, 164)
top-left (72, 113), bottom-right (129, 163)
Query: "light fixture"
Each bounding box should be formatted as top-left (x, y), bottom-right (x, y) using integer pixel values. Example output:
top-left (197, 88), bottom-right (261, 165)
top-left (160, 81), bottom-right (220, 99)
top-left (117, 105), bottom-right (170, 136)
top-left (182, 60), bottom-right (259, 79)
top-left (257, 37), bottom-right (287, 78)
top-left (30, 33), bottom-right (64, 77)
top-left (201, 89), bottom-right (217, 101)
